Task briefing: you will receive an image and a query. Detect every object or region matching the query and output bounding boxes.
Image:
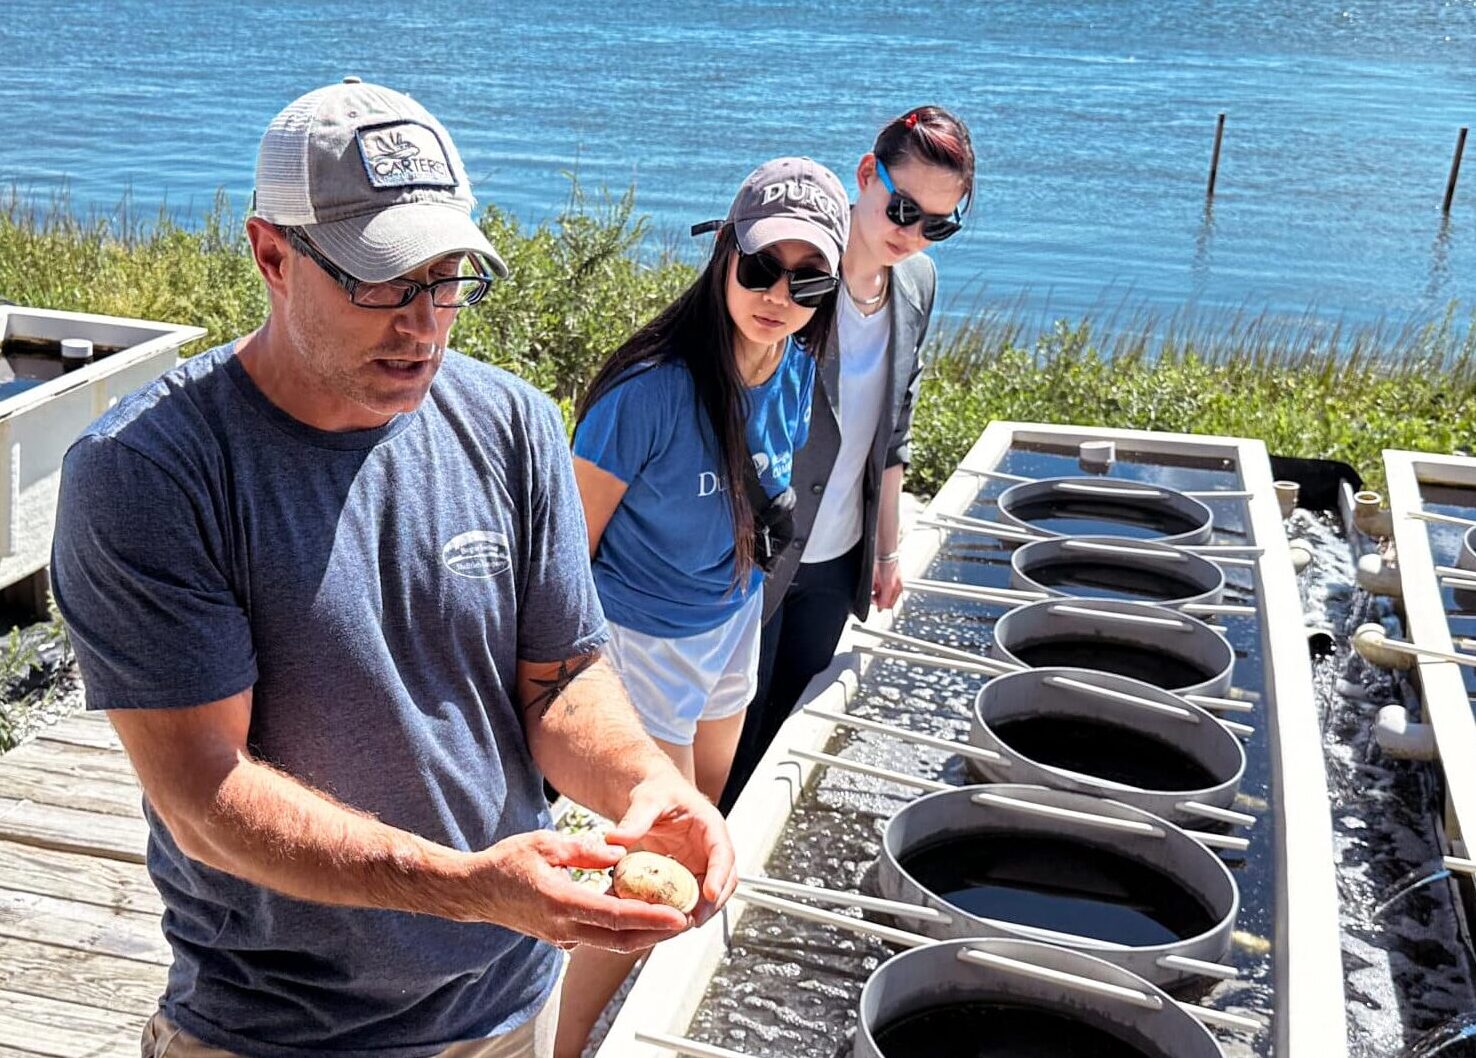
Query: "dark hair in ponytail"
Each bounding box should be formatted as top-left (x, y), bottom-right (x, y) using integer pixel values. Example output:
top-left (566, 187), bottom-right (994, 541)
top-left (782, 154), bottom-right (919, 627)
top-left (576, 225), bottom-right (838, 583)
top-left (873, 105), bottom-right (976, 209)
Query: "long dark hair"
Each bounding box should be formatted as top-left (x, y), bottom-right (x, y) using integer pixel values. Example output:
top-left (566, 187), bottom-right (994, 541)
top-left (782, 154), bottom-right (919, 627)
top-left (576, 225), bottom-right (838, 582)
top-left (874, 105), bottom-right (976, 210)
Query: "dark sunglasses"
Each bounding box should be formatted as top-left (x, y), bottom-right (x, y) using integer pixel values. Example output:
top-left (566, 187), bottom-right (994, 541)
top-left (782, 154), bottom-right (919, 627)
top-left (734, 250), bottom-right (838, 308)
top-left (875, 158), bottom-right (965, 242)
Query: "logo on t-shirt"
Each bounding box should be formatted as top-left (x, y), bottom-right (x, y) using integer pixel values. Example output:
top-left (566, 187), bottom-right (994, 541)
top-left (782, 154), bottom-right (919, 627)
top-left (441, 529), bottom-right (511, 579)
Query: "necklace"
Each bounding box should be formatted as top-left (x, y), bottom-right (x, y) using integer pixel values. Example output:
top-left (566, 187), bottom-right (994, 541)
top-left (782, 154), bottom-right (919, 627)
top-left (742, 341), bottom-right (782, 385)
top-left (845, 269), bottom-right (889, 309)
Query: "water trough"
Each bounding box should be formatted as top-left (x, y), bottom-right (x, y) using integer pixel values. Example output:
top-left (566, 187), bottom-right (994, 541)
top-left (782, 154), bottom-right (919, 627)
top-left (855, 939), bottom-right (1225, 1058)
top-left (995, 476), bottom-right (1216, 546)
top-left (595, 422), bottom-right (1345, 1058)
top-left (1381, 451), bottom-right (1476, 888)
top-left (876, 783), bottom-right (1241, 988)
top-left (1009, 535), bottom-right (1227, 609)
top-left (967, 667), bottom-right (1248, 828)
top-left (0, 305), bottom-right (203, 597)
top-left (988, 597), bottom-right (1237, 698)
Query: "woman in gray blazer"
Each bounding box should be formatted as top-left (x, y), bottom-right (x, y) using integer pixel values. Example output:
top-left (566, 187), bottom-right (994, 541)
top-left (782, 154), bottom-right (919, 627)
top-left (720, 106), bottom-right (976, 812)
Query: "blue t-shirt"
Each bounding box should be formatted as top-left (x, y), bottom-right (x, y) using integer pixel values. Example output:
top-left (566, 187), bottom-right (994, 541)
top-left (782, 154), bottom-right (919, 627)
top-left (573, 340), bottom-right (815, 638)
top-left (50, 344), bottom-right (607, 1058)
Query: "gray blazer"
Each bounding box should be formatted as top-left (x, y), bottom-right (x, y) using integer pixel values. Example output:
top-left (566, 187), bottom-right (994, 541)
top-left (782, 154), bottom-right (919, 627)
top-left (762, 252), bottom-right (938, 623)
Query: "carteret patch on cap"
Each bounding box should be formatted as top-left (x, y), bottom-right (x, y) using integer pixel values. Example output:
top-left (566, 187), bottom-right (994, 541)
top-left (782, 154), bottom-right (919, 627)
top-left (355, 120), bottom-right (459, 191)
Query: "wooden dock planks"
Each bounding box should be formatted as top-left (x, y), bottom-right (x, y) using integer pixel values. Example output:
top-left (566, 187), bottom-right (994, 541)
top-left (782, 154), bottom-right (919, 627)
top-left (0, 710), bottom-right (166, 1056)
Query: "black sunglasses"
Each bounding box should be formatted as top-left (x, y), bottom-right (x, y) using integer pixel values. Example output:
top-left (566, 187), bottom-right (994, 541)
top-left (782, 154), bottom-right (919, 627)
top-left (734, 250), bottom-right (837, 308)
top-left (278, 225), bottom-right (497, 309)
top-left (875, 158), bottom-right (965, 242)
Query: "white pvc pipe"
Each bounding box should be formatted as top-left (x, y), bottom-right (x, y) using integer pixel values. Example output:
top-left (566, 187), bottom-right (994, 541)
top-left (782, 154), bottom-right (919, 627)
top-left (856, 643), bottom-right (1017, 677)
top-left (904, 578), bottom-right (1046, 603)
top-left (1059, 538), bottom-right (1189, 562)
top-left (934, 511), bottom-right (1050, 541)
top-left (1175, 801), bottom-right (1258, 827)
top-left (743, 871), bottom-right (1245, 987)
top-left (1079, 440), bottom-right (1116, 471)
top-left (1182, 603), bottom-right (1259, 617)
top-left (1044, 602), bottom-right (1194, 631)
top-left (1373, 704), bottom-right (1438, 761)
top-left (736, 877), bottom-right (955, 925)
top-left (1353, 490), bottom-right (1393, 537)
top-left (800, 706), bottom-right (1010, 767)
top-left (789, 747), bottom-right (949, 793)
top-left (1183, 692), bottom-right (1256, 715)
top-left (970, 791), bottom-right (1166, 838)
top-left (734, 887), bottom-right (930, 948)
top-left (634, 1032), bottom-right (760, 1058)
top-left (956, 948), bottom-right (1164, 1010)
top-left (1183, 829), bottom-right (1252, 853)
top-left (1409, 509), bottom-right (1476, 530)
top-left (958, 948), bottom-right (1242, 1000)
top-left (1043, 674), bottom-right (1198, 723)
top-left (1156, 953), bottom-right (1242, 980)
top-left (1217, 717), bottom-right (1256, 739)
top-left (1273, 481), bottom-right (1300, 518)
top-left (957, 465), bottom-right (1030, 483)
top-left (1184, 552), bottom-right (1259, 568)
top-left (921, 514), bottom-right (1044, 544)
top-left (906, 573), bottom-right (1254, 618)
top-left (1358, 627), bottom-right (1476, 669)
top-left (1444, 856), bottom-right (1476, 876)
top-left (1055, 481), bottom-right (1166, 498)
top-left (1181, 1005), bottom-right (1269, 1034)
top-left (850, 623), bottom-right (992, 665)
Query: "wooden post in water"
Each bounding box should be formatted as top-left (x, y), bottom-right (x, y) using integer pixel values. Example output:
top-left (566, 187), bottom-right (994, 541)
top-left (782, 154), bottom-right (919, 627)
top-left (1444, 127), bottom-right (1468, 213)
top-left (1206, 112), bottom-right (1226, 199)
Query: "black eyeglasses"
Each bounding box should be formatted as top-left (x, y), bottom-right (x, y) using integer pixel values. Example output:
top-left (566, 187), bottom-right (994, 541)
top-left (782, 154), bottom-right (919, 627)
top-left (734, 250), bottom-right (838, 308)
top-left (875, 158), bottom-right (965, 242)
top-left (278, 226), bottom-right (497, 309)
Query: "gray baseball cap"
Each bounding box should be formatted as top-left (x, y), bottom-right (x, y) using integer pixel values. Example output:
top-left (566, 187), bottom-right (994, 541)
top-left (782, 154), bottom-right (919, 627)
top-left (253, 77), bottom-right (507, 282)
top-left (694, 157), bottom-right (850, 274)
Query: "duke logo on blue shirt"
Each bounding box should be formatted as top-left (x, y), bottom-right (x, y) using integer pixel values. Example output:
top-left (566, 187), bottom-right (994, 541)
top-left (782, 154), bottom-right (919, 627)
top-left (574, 339), bottom-right (816, 638)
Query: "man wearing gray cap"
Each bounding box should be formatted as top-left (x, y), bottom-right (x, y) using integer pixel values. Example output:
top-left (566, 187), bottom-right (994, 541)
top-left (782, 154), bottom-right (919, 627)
top-left (49, 79), bottom-right (735, 1058)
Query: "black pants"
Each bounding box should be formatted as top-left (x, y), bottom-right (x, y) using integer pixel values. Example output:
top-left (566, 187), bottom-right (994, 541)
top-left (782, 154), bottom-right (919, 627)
top-left (718, 542), bottom-right (864, 813)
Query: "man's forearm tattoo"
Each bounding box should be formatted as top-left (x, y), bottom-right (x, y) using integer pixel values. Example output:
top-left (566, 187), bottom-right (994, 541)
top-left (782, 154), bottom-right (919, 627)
top-left (525, 651), bottom-right (601, 721)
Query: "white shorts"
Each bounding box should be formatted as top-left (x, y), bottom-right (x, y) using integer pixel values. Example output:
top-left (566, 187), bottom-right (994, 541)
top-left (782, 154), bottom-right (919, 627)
top-left (604, 590), bottom-right (763, 746)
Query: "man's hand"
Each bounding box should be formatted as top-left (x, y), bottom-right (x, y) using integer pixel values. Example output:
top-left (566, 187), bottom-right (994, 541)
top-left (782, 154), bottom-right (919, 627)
top-left (604, 773), bottom-right (737, 927)
top-left (872, 556), bottom-right (903, 610)
top-left (457, 831), bottom-right (691, 953)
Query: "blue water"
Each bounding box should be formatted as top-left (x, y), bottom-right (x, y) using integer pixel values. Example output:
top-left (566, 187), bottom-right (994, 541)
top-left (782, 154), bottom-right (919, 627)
top-left (2, 0), bottom-right (1474, 326)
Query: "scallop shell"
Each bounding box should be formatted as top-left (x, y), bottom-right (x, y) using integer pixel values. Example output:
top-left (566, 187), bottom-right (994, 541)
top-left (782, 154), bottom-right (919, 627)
top-left (611, 851), bottom-right (700, 913)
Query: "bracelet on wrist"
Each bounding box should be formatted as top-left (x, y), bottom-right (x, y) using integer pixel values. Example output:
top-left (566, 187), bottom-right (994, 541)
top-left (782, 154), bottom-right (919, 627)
top-left (877, 551), bottom-right (900, 564)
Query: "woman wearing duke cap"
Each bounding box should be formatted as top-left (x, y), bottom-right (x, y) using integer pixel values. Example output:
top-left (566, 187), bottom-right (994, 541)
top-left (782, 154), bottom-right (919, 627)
top-left (720, 106), bottom-right (977, 812)
top-left (558, 156), bottom-right (848, 1058)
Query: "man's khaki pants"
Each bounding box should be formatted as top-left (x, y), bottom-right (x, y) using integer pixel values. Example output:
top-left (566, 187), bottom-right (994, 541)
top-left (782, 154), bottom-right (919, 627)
top-left (140, 984), bottom-right (561, 1058)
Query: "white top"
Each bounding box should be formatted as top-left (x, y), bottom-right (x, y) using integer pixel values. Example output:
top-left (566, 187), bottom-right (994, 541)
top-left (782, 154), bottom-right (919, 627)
top-left (803, 291), bottom-right (892, 564)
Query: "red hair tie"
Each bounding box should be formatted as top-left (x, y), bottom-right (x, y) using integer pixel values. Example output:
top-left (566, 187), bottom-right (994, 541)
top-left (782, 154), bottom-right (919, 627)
top-left (905, 112), bottom-right (920, 129)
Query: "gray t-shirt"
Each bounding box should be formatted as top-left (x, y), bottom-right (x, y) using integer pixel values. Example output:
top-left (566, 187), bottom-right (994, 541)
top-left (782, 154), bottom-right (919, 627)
top-left (50, 343), bottom-right (607, 1058)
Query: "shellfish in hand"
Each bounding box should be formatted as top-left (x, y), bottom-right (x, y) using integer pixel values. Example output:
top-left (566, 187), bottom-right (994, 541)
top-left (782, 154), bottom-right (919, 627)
top-left (611, 851), bottom-right (699, 914)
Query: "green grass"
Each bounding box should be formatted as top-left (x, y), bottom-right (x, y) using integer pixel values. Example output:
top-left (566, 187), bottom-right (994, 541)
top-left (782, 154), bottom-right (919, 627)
top-left (0, 181), bottom-right (694, 421)
top-left (908, 306), bottom-right (1476, 497)
top-left (0, 598), bottom-right (72, 753)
